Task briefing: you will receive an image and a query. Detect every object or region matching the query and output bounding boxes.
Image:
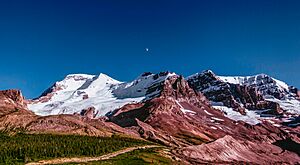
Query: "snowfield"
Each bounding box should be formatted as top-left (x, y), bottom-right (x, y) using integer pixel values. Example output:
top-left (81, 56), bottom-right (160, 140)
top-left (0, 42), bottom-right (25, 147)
top-left (212, 105), bottom-right (261, 125)
top-left (218, 74), bottom-right (289, 91)
top-left (28, 72), bottom-right (175, 117)
top-left (211, 101), bottom-right (261, 125)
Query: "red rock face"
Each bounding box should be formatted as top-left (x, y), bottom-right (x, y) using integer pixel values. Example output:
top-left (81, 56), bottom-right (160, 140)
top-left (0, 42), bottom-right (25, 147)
top-left (175, 135), bottom-right (300, 164)
top-left (109, 75), bottom-right (217, 146)
top-left (0, 89), bottom-right (28, 115)
top-left (109, 76), bottom-right (288, 145)
top-left (109, 75), bottom-right (300, 163)
top-left (0, 89), bottom-right (26, 107)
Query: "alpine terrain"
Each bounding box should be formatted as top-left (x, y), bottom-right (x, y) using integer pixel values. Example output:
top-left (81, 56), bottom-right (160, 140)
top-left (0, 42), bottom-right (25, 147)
top-left (1, 70), bottom-right (299, 164)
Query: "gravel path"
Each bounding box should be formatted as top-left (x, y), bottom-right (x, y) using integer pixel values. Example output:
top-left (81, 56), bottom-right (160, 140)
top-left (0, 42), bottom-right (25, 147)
top-left (26, 145), bottom-right (159, 165)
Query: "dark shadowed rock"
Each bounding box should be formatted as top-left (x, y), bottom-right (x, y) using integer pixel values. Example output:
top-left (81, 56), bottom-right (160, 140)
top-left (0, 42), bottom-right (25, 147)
top-left (80, 106), bottom-right (95, 118)
top-left (187, 70), bottom-right (284, 115)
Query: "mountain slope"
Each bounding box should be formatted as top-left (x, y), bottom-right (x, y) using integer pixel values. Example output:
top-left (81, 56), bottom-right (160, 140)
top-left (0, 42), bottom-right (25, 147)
top-left (187, 70), bottom-right (300, 126)
top-left (0, 89), bottom-right (138, 137)
top-left (176, 135), bottom-right (300, 164)
top-left (109, 75), bottom-right (219, 146)
top-left (109, 75), bottom-right (293, 145)
top-left (218, 73), bottom-right (300, 114)
top-left (29, 72), bottom-right (176, 117)
top-left (107, 73), bottom-right (300, 164)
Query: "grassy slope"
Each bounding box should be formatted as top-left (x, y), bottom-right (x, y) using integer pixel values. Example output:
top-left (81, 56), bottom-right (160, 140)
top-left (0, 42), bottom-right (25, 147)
top-left (0, 133), bottom-right (151, 164)
top-left (63, 147), bottom-right (174, 165)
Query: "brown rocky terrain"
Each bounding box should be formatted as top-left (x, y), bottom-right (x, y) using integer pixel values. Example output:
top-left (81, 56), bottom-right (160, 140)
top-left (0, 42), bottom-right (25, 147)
top-left (108, 75), bottom-right (300, 163)
top-left (0, 89), bottom-right (138, 137)
top-left (109, 75), bottom-right (218, 146)
top-left (0, 89), bottom-right (28, 115)
top-left (175, 135), bottom-right (300, 164)
top-left (0, 72), bottom-right (299, 164)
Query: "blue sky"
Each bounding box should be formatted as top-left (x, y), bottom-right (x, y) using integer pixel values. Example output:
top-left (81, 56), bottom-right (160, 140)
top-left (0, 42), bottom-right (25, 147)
top-left (0, 0), bottom-right (300, 98)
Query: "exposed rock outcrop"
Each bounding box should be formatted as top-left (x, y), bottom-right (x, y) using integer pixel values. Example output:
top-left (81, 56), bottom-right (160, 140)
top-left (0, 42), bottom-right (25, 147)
top-left (187, 70), bottom-right (284, 115)
top-left (109, 74), bottom-right (292, 148)
top-left (80, 106), bottom-right (96, 118)
top-left (175, 135), bottom-right (300, 164)
top-left (109, 75), bottom-right (217, 146)
top-left (0, 89), bottom-right (27, 114)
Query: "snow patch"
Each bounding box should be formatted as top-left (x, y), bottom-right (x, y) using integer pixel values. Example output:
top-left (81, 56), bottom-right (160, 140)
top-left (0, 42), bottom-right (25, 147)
top-left (218, 74), bottom-right (290, 93)
top-left (218, 76), bottom-right (244, 85)
top-left (211, 117), bottom-right (224, 122)
top-left (265, 97), bottom-right (300, 114)
top-left (204, 110), bottom-right (213, 116)
top-left (176, 101), bottom-right (196, 115)
top-left (212, 105), bottom-right (261, 125)
top-left (113, 72), bottom-right (176, 99)
top-left (181, 109), bottom-right (196, 114)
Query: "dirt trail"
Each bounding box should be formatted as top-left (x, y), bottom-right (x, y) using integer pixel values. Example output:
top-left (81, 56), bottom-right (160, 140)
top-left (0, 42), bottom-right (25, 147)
top-left (26, 145), bottom-right (159, 165)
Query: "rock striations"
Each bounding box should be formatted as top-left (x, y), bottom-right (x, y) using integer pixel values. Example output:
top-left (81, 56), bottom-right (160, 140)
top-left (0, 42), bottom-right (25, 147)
top-left (0, 70), bottom-right (299, 164)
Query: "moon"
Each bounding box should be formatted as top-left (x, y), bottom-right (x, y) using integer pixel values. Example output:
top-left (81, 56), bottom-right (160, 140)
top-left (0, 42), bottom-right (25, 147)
top-left (145, 48), bottom-right (149, 52)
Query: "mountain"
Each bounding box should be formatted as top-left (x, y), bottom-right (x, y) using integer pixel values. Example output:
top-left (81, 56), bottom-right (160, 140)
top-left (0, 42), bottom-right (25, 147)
top-left (187, 70), bottom-right (300, 126)
top-left (0, 89), bottom-right (137, 137)
top-left (28, 72), bottom-right (176, 117)
top-left (107, 73), bottom-right (300, 163)
top-left (29, 70), bottom-right (300, 127)
top-left (29, 73), bottom-right (127, 116)
top-left (1, 70), bottom-right (300, 164)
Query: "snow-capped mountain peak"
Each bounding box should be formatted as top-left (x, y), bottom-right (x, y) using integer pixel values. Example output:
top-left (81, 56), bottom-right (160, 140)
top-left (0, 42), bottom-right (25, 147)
top-left (64, 73), bottom-right (95, 79)
top-left (55, 74), bottom-right (95, 91)
top-left (218, 73), bottom-right (289, 92)
top-left (113, 71), bottom-right (177, 99)
top-left (28, 71), bottom-right (178, 117)
top-left (187, 70), bottom-right (300, 125)
top-left (28, 73), bottom-right (125, 116)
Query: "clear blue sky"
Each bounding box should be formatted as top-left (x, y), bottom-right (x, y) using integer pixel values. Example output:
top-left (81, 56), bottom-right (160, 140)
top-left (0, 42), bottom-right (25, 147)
top-left (0, 0), bottom-right (300, 98)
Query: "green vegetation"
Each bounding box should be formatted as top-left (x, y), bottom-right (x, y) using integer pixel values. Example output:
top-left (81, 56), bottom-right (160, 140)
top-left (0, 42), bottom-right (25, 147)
top-left (64, 147), bottom-right (174, 165)
top-left (176, 133), bottom-right (209, 145)
top-left (0, 133), bottom-right (151, 164)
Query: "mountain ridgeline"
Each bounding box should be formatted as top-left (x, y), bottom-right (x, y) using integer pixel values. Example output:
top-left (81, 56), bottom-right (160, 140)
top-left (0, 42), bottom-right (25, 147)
top-left (0, 70), bottom-right (299, 164)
